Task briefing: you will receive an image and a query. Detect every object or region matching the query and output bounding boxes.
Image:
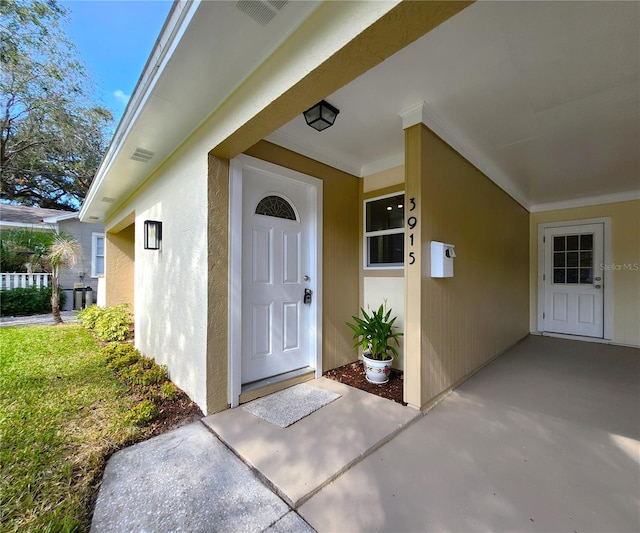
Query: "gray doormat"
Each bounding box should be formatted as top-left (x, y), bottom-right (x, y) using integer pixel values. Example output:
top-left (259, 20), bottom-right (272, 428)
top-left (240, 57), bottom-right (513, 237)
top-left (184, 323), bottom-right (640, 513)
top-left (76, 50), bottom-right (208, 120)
top-left (243, 383), bottom-right (341, 428)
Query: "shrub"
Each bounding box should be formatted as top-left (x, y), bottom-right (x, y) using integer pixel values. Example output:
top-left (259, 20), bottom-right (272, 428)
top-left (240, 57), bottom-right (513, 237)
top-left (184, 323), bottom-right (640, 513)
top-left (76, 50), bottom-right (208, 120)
top-left (0, 286), bottom-right (66, 317)
top-left (106, 351), bottom-right (141, 372)
top-left (124, 400), bottom-right (159, 426)
top-left (139, 364), bottom-right (168, 386)
top-left (160, 382), bottom-right (178, 400)
top-left (102, 343), bottom-right (168, 388)
top-left (101, 342), bottom-right (137, 364)
top-left (76, 304), bottom-right (102, 330)
top-left (119, 358), bottom-right (167, 387)
top-left (77, 304), bottom-right (132, 342)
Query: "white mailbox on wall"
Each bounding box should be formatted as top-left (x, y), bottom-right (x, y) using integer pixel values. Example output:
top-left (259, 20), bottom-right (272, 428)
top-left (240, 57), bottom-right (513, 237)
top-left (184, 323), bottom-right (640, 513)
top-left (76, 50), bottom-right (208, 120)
top-left (431, 241), bottom-right (455, 278)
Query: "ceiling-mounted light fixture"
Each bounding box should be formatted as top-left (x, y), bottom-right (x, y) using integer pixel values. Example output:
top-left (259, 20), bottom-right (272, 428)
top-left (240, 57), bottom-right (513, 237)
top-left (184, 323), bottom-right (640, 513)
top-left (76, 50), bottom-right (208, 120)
top-left (303, 100), bottom-right (340, 131)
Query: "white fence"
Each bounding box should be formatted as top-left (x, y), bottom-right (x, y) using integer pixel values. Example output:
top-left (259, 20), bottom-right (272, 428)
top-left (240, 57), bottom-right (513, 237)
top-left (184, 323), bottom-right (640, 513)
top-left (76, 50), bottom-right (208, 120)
top-left (0, 273), bottom-right (51, 290)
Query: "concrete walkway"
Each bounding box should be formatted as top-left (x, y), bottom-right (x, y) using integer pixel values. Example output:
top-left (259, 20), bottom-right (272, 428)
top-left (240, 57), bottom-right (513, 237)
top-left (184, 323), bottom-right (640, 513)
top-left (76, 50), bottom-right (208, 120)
top-left (0, 311), bottom-right (77, 327)
top-left (92, 336), bottom-right (640, 532)
top-left (91, 422), bottom-right (313, 533)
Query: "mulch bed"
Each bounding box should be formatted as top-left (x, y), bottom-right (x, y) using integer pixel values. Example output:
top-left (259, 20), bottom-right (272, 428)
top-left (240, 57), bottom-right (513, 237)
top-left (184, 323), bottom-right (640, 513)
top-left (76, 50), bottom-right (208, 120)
top-left (324, 361), bottom-right (406, 405)
top-left (147, 392), bottom-right (203, 436)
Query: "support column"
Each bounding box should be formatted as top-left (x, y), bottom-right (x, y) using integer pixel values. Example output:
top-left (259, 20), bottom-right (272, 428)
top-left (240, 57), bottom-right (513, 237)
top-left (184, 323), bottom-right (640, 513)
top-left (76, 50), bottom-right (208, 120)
top-left (206, 153), bottom-right (230, 415)
top-left (403, 124), bottom-right (424, 409)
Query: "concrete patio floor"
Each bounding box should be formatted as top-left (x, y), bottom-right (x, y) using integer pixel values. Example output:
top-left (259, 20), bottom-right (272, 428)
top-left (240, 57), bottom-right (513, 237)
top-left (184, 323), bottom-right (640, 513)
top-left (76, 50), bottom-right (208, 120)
top-left (204, 335), bottom-right (639, 532)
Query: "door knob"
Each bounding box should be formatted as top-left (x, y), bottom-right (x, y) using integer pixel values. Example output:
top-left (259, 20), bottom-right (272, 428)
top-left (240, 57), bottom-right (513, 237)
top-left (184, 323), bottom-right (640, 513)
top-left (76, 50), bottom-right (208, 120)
top-left (303, 275), bottom-right (310, 282)
top-left (595, 285), bottom-right (602, 289)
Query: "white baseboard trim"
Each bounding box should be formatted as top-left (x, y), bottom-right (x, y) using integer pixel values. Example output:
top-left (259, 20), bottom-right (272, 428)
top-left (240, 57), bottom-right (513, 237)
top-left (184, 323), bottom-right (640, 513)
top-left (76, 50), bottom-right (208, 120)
top-left (530, 331), bottom-right (639, 349)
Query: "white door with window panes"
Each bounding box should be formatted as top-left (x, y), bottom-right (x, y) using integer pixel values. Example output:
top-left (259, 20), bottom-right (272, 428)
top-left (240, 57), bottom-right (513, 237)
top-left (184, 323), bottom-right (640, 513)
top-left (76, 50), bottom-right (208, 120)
top-left (240, 167), bottom-right (317, 384)
top-left (543, 223), bottom-right (604, 337)
top-left (364, 193), bottom-right (405, 268)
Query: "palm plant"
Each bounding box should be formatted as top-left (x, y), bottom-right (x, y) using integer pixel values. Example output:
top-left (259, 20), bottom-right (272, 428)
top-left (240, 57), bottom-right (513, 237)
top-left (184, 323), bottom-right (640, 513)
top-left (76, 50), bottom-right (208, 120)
top-left (47, 233), bottom-right (81, 324)
top-left (346, 304), bottom-right (403, 361)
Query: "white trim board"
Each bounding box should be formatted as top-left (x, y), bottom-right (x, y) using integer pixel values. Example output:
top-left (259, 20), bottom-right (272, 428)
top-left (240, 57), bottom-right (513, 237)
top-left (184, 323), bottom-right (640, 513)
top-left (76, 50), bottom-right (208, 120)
top-left (530, 190), bottom-right (640, 213)
top-left (400, 102), bottom-right (640, 214)
top-left (400, 101), bottom-right (529, 210)
top-left (530, 332), bottom-right (639, 349)
top-left (0, 221), bottom-right (57, 230)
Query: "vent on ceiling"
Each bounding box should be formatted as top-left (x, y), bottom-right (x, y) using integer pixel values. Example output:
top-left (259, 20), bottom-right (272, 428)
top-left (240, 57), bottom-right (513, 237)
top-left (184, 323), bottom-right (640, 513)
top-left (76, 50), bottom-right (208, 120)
top-left (130, 147), bottom-right (155, 163)
top-left (236, 0), bottom-right (288, 26)
top-left (102, 196), bottom-right (115, 203)
top-left (88, 216), bottom-right (100, 220)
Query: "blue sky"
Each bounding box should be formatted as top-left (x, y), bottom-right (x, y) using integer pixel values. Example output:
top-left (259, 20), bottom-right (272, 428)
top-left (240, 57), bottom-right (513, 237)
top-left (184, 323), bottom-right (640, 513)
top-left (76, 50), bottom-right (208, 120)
top-left (60, 0), bottom-right (173, 122)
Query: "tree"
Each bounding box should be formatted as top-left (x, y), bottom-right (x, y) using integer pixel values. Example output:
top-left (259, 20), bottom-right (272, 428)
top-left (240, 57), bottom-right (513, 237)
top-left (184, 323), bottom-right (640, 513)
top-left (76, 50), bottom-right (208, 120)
top-left (0, 227), bottom-right (54, 272)
top-left (0, 0), bottom-right (113, 210)
top-left (46, 232), bottom-right (80, 323)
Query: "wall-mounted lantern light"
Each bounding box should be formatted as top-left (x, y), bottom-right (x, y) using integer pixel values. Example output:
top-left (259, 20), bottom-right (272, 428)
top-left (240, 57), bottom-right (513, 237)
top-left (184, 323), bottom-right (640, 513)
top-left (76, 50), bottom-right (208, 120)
top-left (303, 100), bottom-right (340, 131)
top-left (144, 220), bottom-right (162, 250)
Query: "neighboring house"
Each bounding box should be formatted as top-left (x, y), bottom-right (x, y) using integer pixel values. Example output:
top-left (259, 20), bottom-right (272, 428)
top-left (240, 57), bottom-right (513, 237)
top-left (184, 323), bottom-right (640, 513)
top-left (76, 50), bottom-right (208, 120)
top-left (79, 1), bottom-right (639, 415)
top-left (0, 204), bottom-right (105, 310)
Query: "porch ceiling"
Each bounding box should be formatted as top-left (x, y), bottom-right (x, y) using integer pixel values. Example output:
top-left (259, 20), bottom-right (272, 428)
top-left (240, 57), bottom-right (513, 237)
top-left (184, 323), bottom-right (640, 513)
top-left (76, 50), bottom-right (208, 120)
top-left (268, 1), bottom-right (640, 210)
top-left (81, 1), bottom-right (639, 223)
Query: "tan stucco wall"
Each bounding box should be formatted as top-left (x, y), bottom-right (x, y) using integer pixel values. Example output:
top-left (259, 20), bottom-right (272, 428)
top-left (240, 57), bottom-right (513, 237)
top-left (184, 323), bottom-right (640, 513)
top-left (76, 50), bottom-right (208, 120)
top-left (206, 155), bottom-right (230, 414)
top-left (105, 222), bottom-right (134, 310)
top-left (405, 124), bottom-right (530, 410)
top-left (530, 200), bottom-right (640, 347)
top-left (245, 141), bottom-right (360, 372)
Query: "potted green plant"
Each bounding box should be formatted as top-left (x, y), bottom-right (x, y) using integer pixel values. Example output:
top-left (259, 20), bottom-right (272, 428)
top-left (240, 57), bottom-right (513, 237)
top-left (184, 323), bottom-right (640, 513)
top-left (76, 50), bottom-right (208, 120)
top-left (346, 304), bottom-right (403, 384)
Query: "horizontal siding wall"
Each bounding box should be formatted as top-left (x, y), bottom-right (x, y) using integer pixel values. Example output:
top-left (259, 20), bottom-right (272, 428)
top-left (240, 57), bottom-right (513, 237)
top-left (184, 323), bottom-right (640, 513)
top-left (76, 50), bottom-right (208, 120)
top-left (245, 141), bottom-right (360, 372)
top-left (409, 125), bottom-right (530, 408)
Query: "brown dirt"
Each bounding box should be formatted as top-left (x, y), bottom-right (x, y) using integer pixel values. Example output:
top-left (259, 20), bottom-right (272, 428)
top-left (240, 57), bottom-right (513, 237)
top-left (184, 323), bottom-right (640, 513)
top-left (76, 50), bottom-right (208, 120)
top-left (324, 361), bottom-right (406, 405)
top-left (146, 390), bottom-right (204, 436)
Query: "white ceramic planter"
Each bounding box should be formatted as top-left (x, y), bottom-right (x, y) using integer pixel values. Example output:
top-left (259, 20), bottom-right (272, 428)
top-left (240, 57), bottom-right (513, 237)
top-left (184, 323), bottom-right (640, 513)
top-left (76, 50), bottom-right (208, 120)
top-left (362, 352), bottom-right (393, 384)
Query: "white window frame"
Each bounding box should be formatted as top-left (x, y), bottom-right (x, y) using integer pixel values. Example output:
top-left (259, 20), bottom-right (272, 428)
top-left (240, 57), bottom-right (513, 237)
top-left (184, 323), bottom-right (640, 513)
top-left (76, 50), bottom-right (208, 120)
top-left (363, 191), bottom-right (405, 270)
top-left (91, 232), bottom-right (105, 278)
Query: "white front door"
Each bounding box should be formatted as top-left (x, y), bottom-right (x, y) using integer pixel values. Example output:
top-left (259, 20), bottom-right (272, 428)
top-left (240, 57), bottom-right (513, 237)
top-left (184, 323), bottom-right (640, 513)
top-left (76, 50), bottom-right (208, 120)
top-left (240, 165), bottom-right (317, 384)
top-left (543, 223), bottom-right (604, 337)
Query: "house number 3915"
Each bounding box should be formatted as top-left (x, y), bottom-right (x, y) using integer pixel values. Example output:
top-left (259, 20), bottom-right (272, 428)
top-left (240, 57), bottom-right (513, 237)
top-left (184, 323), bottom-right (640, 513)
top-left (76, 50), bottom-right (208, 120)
top-left (408, 197), bottom-right (417, 265)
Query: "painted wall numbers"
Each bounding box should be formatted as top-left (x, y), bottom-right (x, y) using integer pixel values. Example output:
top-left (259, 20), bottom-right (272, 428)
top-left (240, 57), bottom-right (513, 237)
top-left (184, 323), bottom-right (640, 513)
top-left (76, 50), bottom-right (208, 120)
top-left (407, 197), bottom-right (417, 265)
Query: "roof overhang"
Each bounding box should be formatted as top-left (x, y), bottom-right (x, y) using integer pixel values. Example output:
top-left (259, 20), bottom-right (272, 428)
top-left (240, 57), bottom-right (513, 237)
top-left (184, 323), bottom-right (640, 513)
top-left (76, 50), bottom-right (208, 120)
top-left (80, 0), bottom-right (471, 223)
top-left (43, 212), bottom-right (79, 223)
top-left (0, 221), bottom-right (57, 230)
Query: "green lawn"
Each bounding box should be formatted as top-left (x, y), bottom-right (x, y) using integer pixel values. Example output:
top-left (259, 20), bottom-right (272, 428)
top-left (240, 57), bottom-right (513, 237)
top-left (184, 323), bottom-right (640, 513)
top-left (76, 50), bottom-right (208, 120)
top-left (0, 324), bottom-right (148, 533)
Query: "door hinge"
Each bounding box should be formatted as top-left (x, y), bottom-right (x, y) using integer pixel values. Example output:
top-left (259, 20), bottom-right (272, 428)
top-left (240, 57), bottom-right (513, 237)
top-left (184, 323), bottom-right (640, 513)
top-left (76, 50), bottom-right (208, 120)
top-left (543, 236), bottom-right (546, 243)
top-left (543, 274), bottom-right (545, 281)
top-left (543, 312), bottom-right (545, 319)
